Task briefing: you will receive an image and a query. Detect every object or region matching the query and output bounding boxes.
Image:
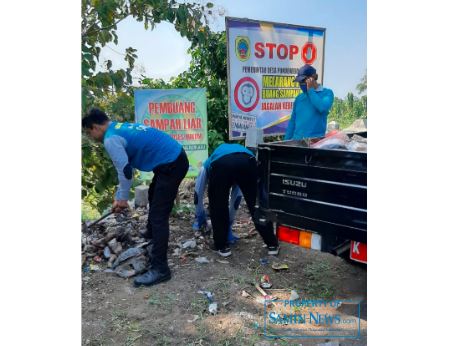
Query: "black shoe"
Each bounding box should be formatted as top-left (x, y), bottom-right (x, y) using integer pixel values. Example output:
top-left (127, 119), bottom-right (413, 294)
top-left (209, 243), bottom-right (232, 257)
top-left (133, 268), bottom-right (171, 287)
top-left (267, 245), bottom-right (280, 256)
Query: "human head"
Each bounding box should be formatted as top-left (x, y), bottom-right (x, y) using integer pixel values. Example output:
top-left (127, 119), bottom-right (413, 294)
top-left (294, 64), bottom-right (318, 84)
top-left (241, 84), bottom-right (255, 105)
top-left (82, 108), bottom-right (110, 142)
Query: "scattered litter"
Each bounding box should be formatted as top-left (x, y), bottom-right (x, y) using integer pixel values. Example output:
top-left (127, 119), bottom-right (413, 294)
top-left (208, 302), bottom-right (218, 315)
top-left (195, 256), bottom-right (210, 264)
top-left (89, 264), bottom-right (101, 272)
top-left (103, 246), bottom-right (111, 259)
top-left (93, 255), bottom-right (102, 263)
top-left (198, 290), bottom-right (214, 302)
top-left (271, 263), bottom-right (289, 271)
top-left (238, 311), bottom-right (255, 319)
top-left (255, 284), bottom-right (277, 306)
top-left (187, 315), bottom-right (199, 323)
top-left (172, 248), bottom-right (181, 257)
top-left (241, 290), bottom-right (252, 298)
top-left (182, 239), bottom-right (197, 249)
top-left (259, 258), bottom-right (269, 265)
top-left (108, 238), bottom-right (119, 252)
top-left (222, 301), bottom-right (230, 307)
top-left (289, 290), bottom-right (299, 301)
top-left (182, 251), bottom-right (199, 258)
top-left (216, 259), bottom-right (230, 264)
top-left (255, 284), bottom-right (268, 297)
top-left (198, 290), bottom-right (218, 314)
top-left (260, 275), bottom-right (272, 289)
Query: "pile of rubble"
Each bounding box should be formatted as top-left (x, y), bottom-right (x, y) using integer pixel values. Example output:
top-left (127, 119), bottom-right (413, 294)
top-left (81, 208), bottom-right (151, 278)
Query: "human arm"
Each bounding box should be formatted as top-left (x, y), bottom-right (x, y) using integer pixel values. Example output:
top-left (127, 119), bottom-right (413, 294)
top-left (308, 88), bottom-right (334, 113)
top-left (284, 100), bottom-right (297, 140)
top-left (193, 167), bottom-right (208, 229)
top-left (104, 135), bottom-right (133, 206)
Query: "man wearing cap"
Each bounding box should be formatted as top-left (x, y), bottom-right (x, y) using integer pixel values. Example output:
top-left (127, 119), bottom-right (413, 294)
top-left (285, 65), bottom-right (334, 140)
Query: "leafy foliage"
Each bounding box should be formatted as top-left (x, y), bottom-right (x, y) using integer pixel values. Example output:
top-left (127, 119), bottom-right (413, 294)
top-left (140, 31), bottom-right (229, 152)
top-left (81, 0), bottom-right (214, 213)
top-left (356, 71), bottom-right (367, 95)
top-left (327, 92), bottom-right (367, 129)
top-left (81, 0), bottom-right (214, 113)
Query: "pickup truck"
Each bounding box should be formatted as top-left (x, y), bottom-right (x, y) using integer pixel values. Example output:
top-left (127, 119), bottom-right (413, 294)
top-left (254, 136), bottom-right (367, 263)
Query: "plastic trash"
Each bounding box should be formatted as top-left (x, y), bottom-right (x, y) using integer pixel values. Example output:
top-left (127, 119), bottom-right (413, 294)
top-left (271, 263), bottom-right (289, 271)
top-left (241, 290), bottom-right (252, 298)
top-left (208, 302), bottom-right (218, 315)
top-left (103, 246), bottom-right (111, 259)
top-left (259, 258), bottom-right (269, 265)
top-left (289, 290), bottom-right (299, 301)
top-left (311, 131), bottom-right (350, 150)
top-left (198, 290), bottom-right (214, 302)
top-left (260, 275), bottom-right (272, 289)
top-left (182, 239), bottom-right (197, 249)
top-left (195, 257), bottom-right (210, 264)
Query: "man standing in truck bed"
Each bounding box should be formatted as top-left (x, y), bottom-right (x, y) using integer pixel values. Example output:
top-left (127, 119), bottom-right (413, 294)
top-left (285, 64), bottom-right (334, 140)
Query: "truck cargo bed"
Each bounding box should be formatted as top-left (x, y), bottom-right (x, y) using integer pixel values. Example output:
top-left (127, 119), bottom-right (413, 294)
top-left (256, 140), bottom-right (367, 245)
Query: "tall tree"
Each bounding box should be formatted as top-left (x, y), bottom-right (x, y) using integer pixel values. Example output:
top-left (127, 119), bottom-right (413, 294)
top-left (81, 0), bottom-right (214, 112)
top-left (356, 71), bottom-right (367, 94)
top-left (81, 0), bottom-right (215, 214)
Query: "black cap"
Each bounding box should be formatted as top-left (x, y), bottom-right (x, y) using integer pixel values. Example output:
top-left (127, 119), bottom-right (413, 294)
top-left (294, 64), bottom-right (317, 83)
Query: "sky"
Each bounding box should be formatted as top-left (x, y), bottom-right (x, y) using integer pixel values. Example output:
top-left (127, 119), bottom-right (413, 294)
top-left (97, 0), bottom-right (366, 98)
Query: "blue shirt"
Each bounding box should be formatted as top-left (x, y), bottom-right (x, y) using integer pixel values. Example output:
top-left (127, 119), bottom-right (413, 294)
top-left (285, 86), bottom-right (334, 140)
top-left (193, 166), bottom-right (243, 230)
top-left (203, 144), bottom-right (254, 170)
top-left (104, 121), bottom-right (182, 200)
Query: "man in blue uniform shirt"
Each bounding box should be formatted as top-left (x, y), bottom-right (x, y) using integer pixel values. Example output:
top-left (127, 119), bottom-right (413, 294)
top-left (285, 64), bottom-right (334, 140)
top-left (193, 166), bottom-right (241, 243)
top-left (82, 109), bottom-right (189, 287)
top-left (204, 143), bottom-right (279, 257)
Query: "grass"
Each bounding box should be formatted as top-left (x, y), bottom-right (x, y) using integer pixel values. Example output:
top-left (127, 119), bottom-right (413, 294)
top-left (189, 296), bottom-right (207, 316)
top-left (148, 291), bottom-right (176, 313)
top-left (109, 310), bottom-right (143, 346)
top-left (301, 260), bottom-right (336, 300)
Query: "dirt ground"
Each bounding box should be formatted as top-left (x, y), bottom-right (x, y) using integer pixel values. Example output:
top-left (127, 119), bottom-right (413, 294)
top-left (82, 187), bottom-right (367, 346)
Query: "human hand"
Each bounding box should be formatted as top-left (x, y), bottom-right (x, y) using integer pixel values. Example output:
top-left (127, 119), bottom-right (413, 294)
top-left (305, 77), bottom-right (316, 91)
top-left (112, 200), bottom-right (129, 213)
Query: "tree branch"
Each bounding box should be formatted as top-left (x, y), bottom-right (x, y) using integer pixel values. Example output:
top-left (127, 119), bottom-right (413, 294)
top-left (82, 15), bottom-right (129, 38)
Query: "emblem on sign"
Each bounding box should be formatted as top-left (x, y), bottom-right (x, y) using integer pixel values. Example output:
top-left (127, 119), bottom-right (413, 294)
top-left (235, 36), bottom-right (250, 62)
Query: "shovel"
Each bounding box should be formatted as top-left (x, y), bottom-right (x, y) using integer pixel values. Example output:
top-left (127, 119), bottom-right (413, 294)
top-left (82, 211), bottom-right (114, 233)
